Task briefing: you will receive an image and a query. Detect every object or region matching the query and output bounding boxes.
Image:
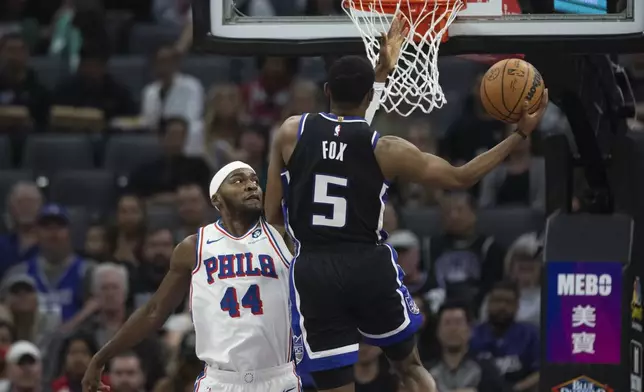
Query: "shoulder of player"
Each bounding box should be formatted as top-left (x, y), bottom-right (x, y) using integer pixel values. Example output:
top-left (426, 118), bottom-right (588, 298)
top-left (277, 115), bottom-right (302, 139)
top-left (171, 235), bottom-right (198, 271)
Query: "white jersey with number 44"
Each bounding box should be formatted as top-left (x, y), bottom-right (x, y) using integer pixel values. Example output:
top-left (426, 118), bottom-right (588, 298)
top-left (190, 218), bottom-right (293, 372)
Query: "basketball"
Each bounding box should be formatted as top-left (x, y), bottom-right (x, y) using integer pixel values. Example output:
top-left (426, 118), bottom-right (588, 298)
top-left (479, 58), bottom-right (545, 123)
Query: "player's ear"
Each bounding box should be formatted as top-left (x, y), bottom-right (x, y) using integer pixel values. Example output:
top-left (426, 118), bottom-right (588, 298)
top-left (323, 82), bottom-right (331, 98)
top-left (211, 194), bottom-right (221, 210)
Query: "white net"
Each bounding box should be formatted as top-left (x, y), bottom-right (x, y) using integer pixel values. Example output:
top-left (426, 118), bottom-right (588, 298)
top-left (342, 0), bottom-right (465, 117)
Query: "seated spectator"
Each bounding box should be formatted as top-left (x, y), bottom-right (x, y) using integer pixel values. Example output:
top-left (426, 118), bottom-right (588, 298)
top-left (280, 79), bottom-right (322, 120)
top-left (478, 127), bottom-right (545, 210)
top-left (0, 182), bottom-right (42, 279)
top-left (108, 352), bottom-right (147, 392)
top-left (480, 233), bottom-right (542, 327)
top-left (107, 195), bottom-right (146, 266)
top-left (153, 332), bottom-right (201, 392)
top-left (141, 46), bottom-right (204, 156)
top-left (2, 204), bottom-right (96, 328)
top-left (429, 192), bottom-right (505, 306)
top-left (128, 117), bottom-right (211, 202)
top-left (238, 127), bottom-right (269, 188)
top-left (174, 184), bottom-right (210, 242)
top-left (77, 263), bottom-right (164, 390)
top-left (354, 343), bottom-right (398, 392)
top-left (399, 120), bottom-right (441, 207)
top-left (0, 274), bottom-right (58, 348)
top-left (0, 34), bottom-right (50, 129)
top-left (2, 341), bottom-right (42, 392)
top-left (53, 45), bottom-right (137, 119)
top-left (82, 223), bottom-right (109, 263)
top-left (131, 228), bottom-right (175, 311)
top-left (0, 321), bottom-right (16, 390)
top-left (470, 281), bottom-right (540, 392)
top-left (203, 84), bottom-right (250, 170)
top-left (242, 57), bottom-right (297, 127)
top-left (51, 332), bottom-right (108, 392)
top-left (426, 301), bottom-right (507, 392)
top-left (389, 230), bottom-right (432, 297)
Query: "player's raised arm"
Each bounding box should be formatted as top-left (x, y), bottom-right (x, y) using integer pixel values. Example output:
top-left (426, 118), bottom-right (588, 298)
top-left (82, 236), bottom-right (196, 392)
top-left (265, 115), bottom-right (300, 227)
top-left (375, 90), bottom-right (549, 189)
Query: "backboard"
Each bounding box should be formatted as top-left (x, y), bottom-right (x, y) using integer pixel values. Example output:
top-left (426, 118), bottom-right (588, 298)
top-left (193, 0), bottom-right (644, 55)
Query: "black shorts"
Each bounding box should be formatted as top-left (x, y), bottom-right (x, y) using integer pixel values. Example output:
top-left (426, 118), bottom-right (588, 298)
top-left (289, 243), bottom-right (422, 373)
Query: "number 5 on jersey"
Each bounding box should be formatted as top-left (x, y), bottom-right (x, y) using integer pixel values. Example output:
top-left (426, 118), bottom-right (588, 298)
top-left (220, 284), bottom-right (263, 317)
top-left (312, 174), bottom-right (348, 228)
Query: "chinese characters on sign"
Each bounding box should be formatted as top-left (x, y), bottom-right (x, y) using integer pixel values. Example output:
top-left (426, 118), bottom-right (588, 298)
top-left (546, 261), bottom-right (622, 364)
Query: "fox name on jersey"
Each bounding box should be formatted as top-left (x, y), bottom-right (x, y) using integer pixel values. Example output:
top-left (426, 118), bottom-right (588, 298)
top-left (191, 219), bottom-right (292, 373)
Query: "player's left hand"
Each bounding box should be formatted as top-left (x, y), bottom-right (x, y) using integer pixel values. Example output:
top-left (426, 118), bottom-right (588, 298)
top-left (375, 13), bottom-right (408, 81)
top-left (517, 88), bottom-right (549, 136)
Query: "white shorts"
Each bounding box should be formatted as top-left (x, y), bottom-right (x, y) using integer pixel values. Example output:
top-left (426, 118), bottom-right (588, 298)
top-left (194, 362), bottom-right (301, 392)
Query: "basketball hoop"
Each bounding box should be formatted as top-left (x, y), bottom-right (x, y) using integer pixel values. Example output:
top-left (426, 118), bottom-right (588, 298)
top-left (342, 0), bottom-right (465, 117)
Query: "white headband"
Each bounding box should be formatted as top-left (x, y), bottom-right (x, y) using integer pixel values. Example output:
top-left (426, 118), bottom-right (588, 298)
top-left (209, 161), bottom-right (256, 198)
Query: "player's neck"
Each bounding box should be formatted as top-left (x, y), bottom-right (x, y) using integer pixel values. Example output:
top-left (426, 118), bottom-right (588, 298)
top-left (329, 104), bottom-right (365, 119)
top-left (219, 212), bottom-right (260, 237)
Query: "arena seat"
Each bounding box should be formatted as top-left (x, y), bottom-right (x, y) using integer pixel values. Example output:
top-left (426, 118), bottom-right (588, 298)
top-left (401, 207), bottom-right (442, 238)
top-left (108, 57), bottom-right (149, 99)
top-left (181, 56), bottom-right (236, 88)
top-left (67, 206), bottom-right (90, 251)
top-left (22, 135), bottom-right (95, 181)
top-left (128, 24), bottom-right (181, 54)
top-left (29, 57), bottom-right (68, 91)
top-left (0, 170), bottom-right (34, 208)
top-left (49, 170), bottom-right (116, 212)
top-left (104, 134), bottom-right (161, 186)
top-left (146, 205), bottom-right (179, 231)
top-left (0, 136), bottom-right (12, 169)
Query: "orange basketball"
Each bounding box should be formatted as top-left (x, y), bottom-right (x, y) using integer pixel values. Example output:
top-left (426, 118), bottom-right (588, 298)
top-left (479, 58), bottom-right (545, 123)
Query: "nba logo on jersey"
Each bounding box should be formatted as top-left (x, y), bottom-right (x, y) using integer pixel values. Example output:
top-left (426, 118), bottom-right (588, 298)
top-left (334, 125), bottom-right (341, 137)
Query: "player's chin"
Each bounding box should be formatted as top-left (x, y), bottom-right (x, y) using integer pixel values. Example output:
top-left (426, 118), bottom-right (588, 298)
top-left (241, 198), bottom-right (263, 210)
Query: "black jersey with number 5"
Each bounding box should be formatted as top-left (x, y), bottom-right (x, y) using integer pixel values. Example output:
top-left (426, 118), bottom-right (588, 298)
top-left (281, 112), bottom-right (389, 247)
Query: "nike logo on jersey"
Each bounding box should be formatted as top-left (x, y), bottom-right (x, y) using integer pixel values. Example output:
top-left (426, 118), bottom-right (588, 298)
top-left (283, 388), bottom-right (296, 392)
top-left (206, 237), bottom-right (224, 244)
top-left (322, 140), bottom-right (346, 162)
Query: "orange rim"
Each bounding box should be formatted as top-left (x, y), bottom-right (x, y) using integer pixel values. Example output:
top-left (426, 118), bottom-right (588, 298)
top-left (342, 0), bottom-right (464, 42)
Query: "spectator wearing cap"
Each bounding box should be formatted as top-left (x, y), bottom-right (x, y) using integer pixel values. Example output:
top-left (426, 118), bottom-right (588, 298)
top-left (0, 274), bottom-right (58, 347)
top-left (0, 182), bottom-right (43, 279)
top-left (429, 192), bottom-right (505, 307)
top-left (480, 233), bottom-right (542, 327)
top-left (109, 352), bottom-right (146, 392)
top-left (389, 230), bottom-right (432, 298)
top-left (2, 341), bottom-right (42, 392)
top-left (2, 204), bottom-right (96, 328)
top-left (0, 321), bottom-right (16, 390)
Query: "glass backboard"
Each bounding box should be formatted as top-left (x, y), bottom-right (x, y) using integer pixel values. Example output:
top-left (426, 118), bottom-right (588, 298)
top-left (192, 0), bottom-right (643, 55)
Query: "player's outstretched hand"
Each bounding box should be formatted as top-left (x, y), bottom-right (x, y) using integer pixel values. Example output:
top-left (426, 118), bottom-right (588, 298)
top-left (517, 88), bottom-right (549, 136)
top-left (82, 359), bottom-right (110, 392)
top-left (375, 13), bottom-right (409, 81)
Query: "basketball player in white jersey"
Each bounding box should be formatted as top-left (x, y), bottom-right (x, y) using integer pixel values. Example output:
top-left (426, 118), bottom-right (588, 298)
top-left (82, 161), bottom-right (299, 392)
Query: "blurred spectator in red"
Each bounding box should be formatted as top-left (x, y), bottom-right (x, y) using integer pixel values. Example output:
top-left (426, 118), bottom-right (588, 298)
top-left (0, 182), bottom-right (42, 279)
top-left (203, 84), bottom-right (250, 169)
top-left (1, 205), bottom-right (96, 327)
top-left (174, 184), bottom-right (209, 241)
top-left (82, 223), bottom-right (108, 263)
top-left (141, 46), bottom-right (204, 156)
top-left (108, 352), bottom-right (146, 392)
top-left (77, 263), bottom-right (165, 390)
top-left (107, 195), bottom-right (146, 266)
top-left (131, 228), bottom-right (174, 310)
top-left (153, 332), bottom-right (201, 392)
top-left (429, 192), bottom-right (505, 307)
top-left (0, 321), bottom-right (16, 389)
top-left (3, 341), bottom-right (42, 392)
top-left (389, 230), bottom-right (432, 297)
top-left (53, 45), bottom-right (137, 119)
top-left (0, 34), bottom-right (50, 130)
top-left (478, 128), bottom-right (545, 210)
top-left (128, 117), bottom-right (211, 203)
top-left (480, 233), bottom-right (542, 327)
top-left (51, 332), bottom-right (108, 392)
top-left (0, 275), bottom-right (58, 346)
top-left (242, 57), bottom-right (297, 127)
top-left (354, 343), bottom-right (398, 392)
top-left (426, 302), bottom-right (507, 392)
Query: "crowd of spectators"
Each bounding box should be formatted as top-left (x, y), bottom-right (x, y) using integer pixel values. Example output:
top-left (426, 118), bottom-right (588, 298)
top-left (0, 1), bottom-right (643, 392)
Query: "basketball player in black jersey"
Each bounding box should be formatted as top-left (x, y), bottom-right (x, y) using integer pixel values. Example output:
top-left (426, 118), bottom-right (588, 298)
top-left (265, 26), bottom-right (549, 392)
